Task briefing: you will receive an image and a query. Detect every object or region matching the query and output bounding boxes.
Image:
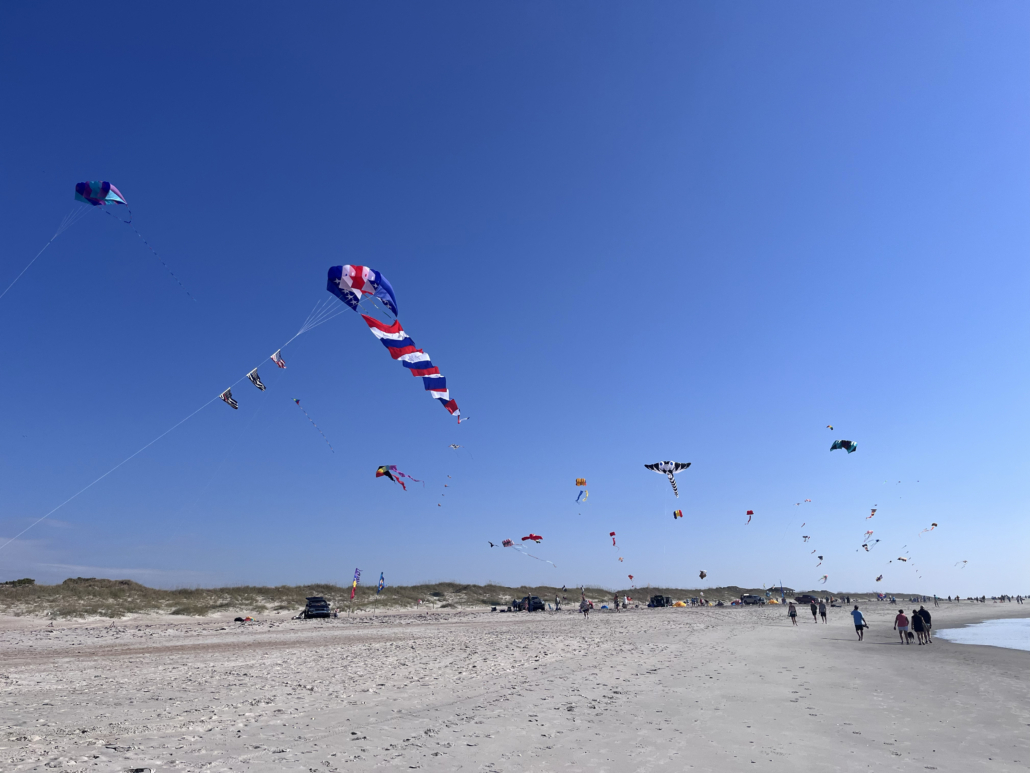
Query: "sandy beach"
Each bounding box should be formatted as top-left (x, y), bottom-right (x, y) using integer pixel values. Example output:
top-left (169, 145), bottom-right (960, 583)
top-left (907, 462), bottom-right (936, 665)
top-left (0, 601), bottom-right (1026, 772)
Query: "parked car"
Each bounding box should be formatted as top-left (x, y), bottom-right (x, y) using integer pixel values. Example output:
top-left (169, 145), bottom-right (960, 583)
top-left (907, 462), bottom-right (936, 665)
top-left (302, 596), bottom-right (332, 618)
top-left (519, 595), bottom-right (546, 612)
top-left (740, 594), bottom-right (766, 605)
top-left (649, 595), bottom-right (673, 608)
top-left (793, 594), bottom-right (820, 605)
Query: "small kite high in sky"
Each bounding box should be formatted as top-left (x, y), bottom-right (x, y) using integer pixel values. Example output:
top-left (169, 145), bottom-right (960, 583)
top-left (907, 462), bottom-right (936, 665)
top-left (673, 509), bottom-right (683, 519)
top-left (746, 510), bottom-right (753, 524)
top-left (699, 570), bottom-right (707, 580)
top-left (628, 575), bottom-right (634, 581)
top-left (826, 425), bottom-right (833, 430)
top-left (897, 557), bottom-right (908, 562)
top-left (830, 440), bottom-right (857, 453)
top-left (876, 575), bottom-right (883, 582)
top-left (819, 575), bottom-right (828, 584)
top-left (802, 535), bottom-right (810, 542)
top-left (576, 490), bottom-right (589, 504)
top-left (955, 560), bottom-right (967, 568)
top-left (575, 478), bottom-right (586, 487)
top-left (522, 534), bottom-right (543, 543)
top-left (644, 461), bottom-right (691, 497)
top-left (375, 465), bottom-right (421, 490)
top-left (501, 539), bottom-right (514, 547)
top-left (609, 531), bottom-right (617, 547)
top-left (867, 508), bottom-right (877, 520)
top-left (919, 522), bottom-right (938, 535)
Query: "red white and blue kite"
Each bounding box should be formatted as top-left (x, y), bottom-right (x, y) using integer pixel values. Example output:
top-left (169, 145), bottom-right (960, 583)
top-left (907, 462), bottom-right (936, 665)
top-left (327, 265), bottom-right (460, 422)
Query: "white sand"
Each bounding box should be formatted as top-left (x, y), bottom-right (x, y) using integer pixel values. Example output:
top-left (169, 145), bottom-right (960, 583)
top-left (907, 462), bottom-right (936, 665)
top-left (1, 601), bottom-right (1027, 771)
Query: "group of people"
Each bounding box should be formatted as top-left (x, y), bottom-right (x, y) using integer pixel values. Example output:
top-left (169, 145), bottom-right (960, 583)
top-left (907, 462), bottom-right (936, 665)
top-left (894, 606), bottom-right (933, 644)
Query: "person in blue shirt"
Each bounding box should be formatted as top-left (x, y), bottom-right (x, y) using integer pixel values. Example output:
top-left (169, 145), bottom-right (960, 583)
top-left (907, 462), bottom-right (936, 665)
top-left (850, 605), bottom-right (868, 640)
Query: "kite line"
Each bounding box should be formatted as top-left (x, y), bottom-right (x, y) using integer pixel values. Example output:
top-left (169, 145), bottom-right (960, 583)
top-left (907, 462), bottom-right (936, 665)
top-left (0, 300), bottom-right (340, 554)
top-left (0, 207), bottom-right (91, 304)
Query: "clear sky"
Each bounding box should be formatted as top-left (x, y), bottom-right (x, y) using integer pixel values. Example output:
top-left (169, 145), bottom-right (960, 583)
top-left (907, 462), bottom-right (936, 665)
top-left (1, 3), bottom-right (1026, 595)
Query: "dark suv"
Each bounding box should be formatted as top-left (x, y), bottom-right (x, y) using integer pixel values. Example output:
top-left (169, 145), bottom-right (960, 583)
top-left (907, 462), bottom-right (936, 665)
top-left (302, 596), bottom-right (332, 618)
top-left (518, 595), bottom-right (546, 612)
top-left (793, 594), bottom-right (820, 605)
top-left (649, 595), bottom-right (673, 608)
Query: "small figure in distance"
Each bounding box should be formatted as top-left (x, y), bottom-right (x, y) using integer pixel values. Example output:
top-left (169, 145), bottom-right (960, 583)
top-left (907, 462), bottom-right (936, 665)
top-left (818, 600), bottom-right (827, 624)
top-left (851, 605), bottom-right (868, 641)
top-left (894, 609), bottom-right (910, 644)
top-left (788, 602), bottom-right (798, 626)
top-left (810, 601), bottom-right (818, 623)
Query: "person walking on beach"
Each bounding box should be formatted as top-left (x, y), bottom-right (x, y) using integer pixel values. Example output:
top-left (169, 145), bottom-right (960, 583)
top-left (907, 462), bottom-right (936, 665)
top-left (933, 595), bottom-right (940, 608)
top-left (894, 609), bottom-right (910, 644)
top-left (810, 601), bottom-right (818, 623)
top-left (613, 593), bottom-right (620, 612)
top-left (911, 609), bottom-right (927, 644)
top-left (918, 606), bottom-right (932, 643)
top-left (818, 600), bottom-right (827, 623)
top-left (851, 605), bottom-right (867, 640)
top-left (788, 602), bottom-right (798, 626)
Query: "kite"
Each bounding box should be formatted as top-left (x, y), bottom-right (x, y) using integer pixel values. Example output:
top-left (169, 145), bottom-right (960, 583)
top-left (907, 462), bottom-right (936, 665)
top-left (576, 490), bottom-right (589, 503)
top-left (698, 570), bottom-right (707, 580)
top-left (327, 265), bottom-right (460, 422)
top-left (804, 499), bottom-right (812, 502)
top-left (293, 399), bottom-right (334, 453)
top-left (628, 575), bottom-right (634, 581)
top-left (867, 508), bottom-right (877, 520)
top-left (919, 522), bottom-right (938, 535)
top-left (863, 530), bottom-right (874, 540)
top-left (501, 539), bottom-right (514, 547)
top-left (575, 478), bottom-right (586, 487)
top-left (826, 425), bottom-right (833, 430)
top-left (502, 536), bottom-right (556, 567)
top-left (271, 350), bottom-right (287, 369)
top-left (746, 510), bottom-right (753, 524)
top-left (817, 555), bottom-right (824, 561)
top-left (448, 444), bottom-right (462, 450)
top-left (794, 502), bottom-right (801, 506)
top-left (644, 461), bottom-right (691, 497)
top-left (609, 531), bottom-right (617, 547)
top-left (800, 522), bottom-right (806, 528)
top-left (897, 557), bottom-right (908, 562)
top-left (350, 567), bottom-right (361, 600)
top-left (819, 575), bottom-right (828, 584)
top-left (376, 465), bottom-right (421, 490)
top-left (522, 534), bottom-right (543, 543)
top-left (955, 560), bottom-right (967, 568)
top-left (219, 388), bottom-right (238, 410)
top-left (802, 535), bottom-right (810, 542)
top-left (618, 557), bottom-right (623, 562)
top-left (830, 440), bottom-right (857, 453)
top-left (875, 575), bottom-right (883, 582)
top-left (247, 369), bottom-right (266, 391)
top-left (673, 509), bottom-right (683, 519)
top-left (488, 542), bottom-right (497, 548)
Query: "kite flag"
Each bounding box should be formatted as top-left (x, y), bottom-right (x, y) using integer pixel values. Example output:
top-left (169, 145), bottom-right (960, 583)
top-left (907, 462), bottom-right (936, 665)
top-left (575, 478), bottom-right (586, 487)
top-left (247, 369), bottom-right (266, 391)
top-left (351, 567), bottom-right (361, 600)
top-left (522, 534), bottom-right (543, 543)
top-left (699, 570), bottom-right (707, 580)
top-left (327, 265), bottom-right (460, 422)
top-left (219, 388), bottom-right (239, 410)
top-left (830, 440), bottom-right (857, 453)
top-left (746, 510), bottom-right (754, 525)
top-left (575, 490), bottom-right (589, 503)
top-left (673, 509), bottom-right (683, 519)
top-left (271, 350), bottom-right (287, 369)
top-left (644, 461), bottom-right (691, 497)
top-left (293, 399), bottom-right (334, 453)
top-left (377, 572), bottom-right (385, 594)
top-left (75, 181), bottom-right (128, 209)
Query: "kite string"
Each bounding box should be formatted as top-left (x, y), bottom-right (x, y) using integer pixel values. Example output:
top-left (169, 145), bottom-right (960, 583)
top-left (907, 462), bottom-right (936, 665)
top-left (0, 301), bottom-right (326, 554)
top-left (0, 396), bottom-right (220, 554)
top-left (0, 206), bottom-right (91, 304)
top-left (293, 400), bottom-right (334, 453)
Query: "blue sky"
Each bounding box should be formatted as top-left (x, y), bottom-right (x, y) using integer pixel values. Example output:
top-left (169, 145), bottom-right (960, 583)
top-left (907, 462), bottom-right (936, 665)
top-left (1, 3), bottom-right (1026, 595)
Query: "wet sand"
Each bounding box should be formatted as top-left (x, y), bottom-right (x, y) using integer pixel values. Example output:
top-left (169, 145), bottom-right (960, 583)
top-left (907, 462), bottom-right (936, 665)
top-left (0, 601), bottom-right (1027, 772)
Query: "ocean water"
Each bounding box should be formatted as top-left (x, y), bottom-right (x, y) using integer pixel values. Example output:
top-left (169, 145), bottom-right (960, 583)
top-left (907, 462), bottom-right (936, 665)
top-left (936, 617), bottom-right (1030, 652)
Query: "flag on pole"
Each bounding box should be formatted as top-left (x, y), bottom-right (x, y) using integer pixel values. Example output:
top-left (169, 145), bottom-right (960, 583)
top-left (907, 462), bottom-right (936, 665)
top-left (219, 388), bottom-right (239, 409)
top-left (377, 572), bottom-right (385, 594)
top-left (247, 369), bottom-right (266, 391)
top-left (351, 568), bottom-right (361, 600)
top-left (271, 349), bottom-right (287, 369)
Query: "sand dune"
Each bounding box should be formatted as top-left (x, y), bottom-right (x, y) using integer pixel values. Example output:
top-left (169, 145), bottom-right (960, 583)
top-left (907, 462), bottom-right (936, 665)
top-left (0, 602), bottom-right (1027, 771)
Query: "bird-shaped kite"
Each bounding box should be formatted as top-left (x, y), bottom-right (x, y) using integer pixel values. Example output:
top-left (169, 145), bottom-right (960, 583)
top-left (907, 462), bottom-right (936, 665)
top-left (488, 541), bottom-right (497, 548)
top-left (644, 461), bottom-right (691, 497)
top-left (522, 534), bottom-right (543, 543)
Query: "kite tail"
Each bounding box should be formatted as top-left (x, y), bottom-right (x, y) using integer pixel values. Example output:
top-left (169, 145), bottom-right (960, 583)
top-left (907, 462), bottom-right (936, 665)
top-left (293, 401), bottom-right (334, 453)
top-left (107, 209), bottom-right (195, 302)
top-left (667, 472), bottom-right (679, 497)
